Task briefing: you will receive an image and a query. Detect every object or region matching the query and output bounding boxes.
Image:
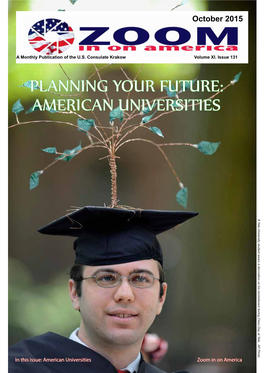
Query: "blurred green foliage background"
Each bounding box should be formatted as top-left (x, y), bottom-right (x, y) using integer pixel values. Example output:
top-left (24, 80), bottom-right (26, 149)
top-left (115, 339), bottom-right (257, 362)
top-left (8, 1), bottom-right (256, 373)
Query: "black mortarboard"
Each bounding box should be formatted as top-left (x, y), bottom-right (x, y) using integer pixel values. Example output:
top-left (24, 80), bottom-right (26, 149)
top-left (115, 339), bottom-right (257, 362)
top-left (38, 206), bottom-right (198, 267)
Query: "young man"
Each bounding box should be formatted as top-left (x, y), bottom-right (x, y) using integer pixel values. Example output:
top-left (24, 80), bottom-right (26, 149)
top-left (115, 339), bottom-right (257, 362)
top-left (9, 206), bottom-right (197, 373)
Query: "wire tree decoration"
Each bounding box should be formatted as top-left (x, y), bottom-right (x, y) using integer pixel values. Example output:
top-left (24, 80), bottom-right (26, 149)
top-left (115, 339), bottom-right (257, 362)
top-left (10, 64), bottom-right (241, 209)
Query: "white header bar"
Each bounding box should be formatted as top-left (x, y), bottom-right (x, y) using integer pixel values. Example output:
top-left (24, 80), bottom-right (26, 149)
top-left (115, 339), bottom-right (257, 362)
top-left (16, 11), bottom-right (248, 64)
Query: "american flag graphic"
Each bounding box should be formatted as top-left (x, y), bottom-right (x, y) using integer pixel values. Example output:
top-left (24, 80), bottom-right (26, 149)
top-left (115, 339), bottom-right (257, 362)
top-left (28, 18), bottom-right (74, 55)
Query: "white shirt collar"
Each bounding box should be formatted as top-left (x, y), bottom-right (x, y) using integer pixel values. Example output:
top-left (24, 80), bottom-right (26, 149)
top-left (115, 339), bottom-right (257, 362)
top-left (69, 328), bottom-right (141, 373)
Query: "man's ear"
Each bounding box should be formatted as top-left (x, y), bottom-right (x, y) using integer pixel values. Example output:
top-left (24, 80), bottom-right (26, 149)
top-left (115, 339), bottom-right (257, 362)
top-left (69, 279), bottom-right (80, 311)
top-left (157, 282), bottom-right (167, 315)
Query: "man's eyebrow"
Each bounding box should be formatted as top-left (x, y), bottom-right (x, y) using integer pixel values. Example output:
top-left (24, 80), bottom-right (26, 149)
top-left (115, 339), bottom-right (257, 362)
top-left (91, 268), bottom-right (155, 276)
top-left (91, 268), bottom-right (118, 276)
top-left (131, 269), bottom-right (155, 276)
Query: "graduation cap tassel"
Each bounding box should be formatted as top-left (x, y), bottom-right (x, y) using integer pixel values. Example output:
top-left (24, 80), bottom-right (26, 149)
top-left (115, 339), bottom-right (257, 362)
top-left (109, 153), bottom-right (118, 207)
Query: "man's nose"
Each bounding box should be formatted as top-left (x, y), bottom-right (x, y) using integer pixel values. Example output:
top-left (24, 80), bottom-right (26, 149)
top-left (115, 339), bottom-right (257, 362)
top-left (113, 277), bottom-right (135, 302)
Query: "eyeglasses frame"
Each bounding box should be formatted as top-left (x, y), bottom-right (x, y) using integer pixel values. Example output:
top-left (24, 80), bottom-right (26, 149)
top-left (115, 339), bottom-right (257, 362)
top-left (80, 271), bottom-right (161, 289)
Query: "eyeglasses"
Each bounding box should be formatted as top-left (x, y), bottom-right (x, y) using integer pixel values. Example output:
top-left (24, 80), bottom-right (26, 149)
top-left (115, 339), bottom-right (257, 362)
top-left (80, 271), bottom-right (161, 289)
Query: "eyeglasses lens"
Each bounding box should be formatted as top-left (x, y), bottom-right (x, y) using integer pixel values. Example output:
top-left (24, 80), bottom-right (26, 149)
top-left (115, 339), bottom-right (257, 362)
top-left (96, 273), bottom-right (120, 287)
top-left (130, 273), bottom-right (153, 288)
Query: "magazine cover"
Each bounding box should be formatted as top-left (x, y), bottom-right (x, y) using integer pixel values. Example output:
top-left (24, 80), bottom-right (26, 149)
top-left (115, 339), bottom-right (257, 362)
top-left (8, 1), bottom-right (259, 373)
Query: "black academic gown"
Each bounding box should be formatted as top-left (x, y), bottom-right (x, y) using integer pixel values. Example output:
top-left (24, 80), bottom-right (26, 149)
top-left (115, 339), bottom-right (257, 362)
top-left (9, 332), bottom-right (189, 373)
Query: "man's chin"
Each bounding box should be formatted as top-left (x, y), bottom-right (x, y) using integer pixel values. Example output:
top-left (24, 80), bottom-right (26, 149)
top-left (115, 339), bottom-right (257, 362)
top-left (106, 330), bottom-right (143, 347)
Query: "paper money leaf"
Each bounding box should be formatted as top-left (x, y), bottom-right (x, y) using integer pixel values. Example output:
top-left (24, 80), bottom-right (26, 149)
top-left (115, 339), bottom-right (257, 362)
top-left (56, 142), bottom-right (82, 162)
top-left (197, 141), bottom-right (221, 155)
top-left (29, 171), bottom-right (43, 190)
top-left (26, 105), bottom-right (40, 114)
top-left (180, 79), bottom-right (196, 91)
top-left (77, 118), bottom-right (95, 132)
top-left (171, 0), bottom-right (189, 10)
top-left (142, 111), bottom-right (156, 124)
top-left (42, 147), bottom-right (57, 154)
top-left (230, 72), bottom-right (242, 85)
top-left (149, 126), bottom-right (164, 138)
top-left (176, 187), bottom-right (188, 208)
top-left (165, 85), bottom-right (177, 98)
top-left (19, 81), bottom-right (40, 90)
top-left (12, 99), bottom-right (24, 114)
top-left (26, 105), bottom-right (58, 114)
top-left (109, 107), bottom-right (124, 124)
top-left (26, 106), bottom-right (57, 114)
top-left (173, 100), bottom-right (181, 108)
top-left (142, 103), bottom-right (156, 114)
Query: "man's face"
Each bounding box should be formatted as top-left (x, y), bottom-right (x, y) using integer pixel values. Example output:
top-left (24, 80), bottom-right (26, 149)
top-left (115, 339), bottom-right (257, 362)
top-left (69, 259), bottom-right (167, 349)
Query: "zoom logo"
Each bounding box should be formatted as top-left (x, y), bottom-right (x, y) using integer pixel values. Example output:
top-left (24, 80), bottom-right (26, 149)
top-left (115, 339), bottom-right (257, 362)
top-left (28, 18), bottom-right (74, 55)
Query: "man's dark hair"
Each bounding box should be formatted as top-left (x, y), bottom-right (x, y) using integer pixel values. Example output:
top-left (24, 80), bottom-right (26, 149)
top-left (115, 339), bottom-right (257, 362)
top-left (69, 262), bottom-right (166, 298)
